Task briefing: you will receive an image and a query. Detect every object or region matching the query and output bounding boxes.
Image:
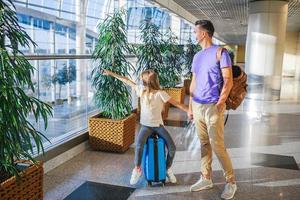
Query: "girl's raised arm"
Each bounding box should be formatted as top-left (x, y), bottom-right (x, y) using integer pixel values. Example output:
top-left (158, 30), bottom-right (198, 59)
top-left (102, 69), bottom-right (136, 88)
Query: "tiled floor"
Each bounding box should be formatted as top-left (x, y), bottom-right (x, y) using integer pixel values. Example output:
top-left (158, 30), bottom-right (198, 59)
top-left (64, 181), bottom-right (135, 200)
top-left (44, 81), bottom-right (300, 200)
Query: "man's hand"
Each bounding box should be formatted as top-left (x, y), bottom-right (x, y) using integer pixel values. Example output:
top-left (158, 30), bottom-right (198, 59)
top-left (216, 67), bottom-right (233, 112)
top-left (188, 108), bottom-right (193, 120)
top-left (216, 101), bottom-right (226, 113)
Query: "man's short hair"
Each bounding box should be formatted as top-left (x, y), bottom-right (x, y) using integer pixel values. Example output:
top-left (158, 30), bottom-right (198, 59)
top-left (195, 20), bottom-right (214, 37)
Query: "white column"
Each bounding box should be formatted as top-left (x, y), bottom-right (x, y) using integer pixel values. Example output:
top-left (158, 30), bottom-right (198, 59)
top-left (295, 33), bottom-right (300, 101)
top-left (92, 38), bottom-right (96, 52)
top-left (30, 17), bottom-right (35, 53)
top-left (282, 32), bottom-right (298, 77)
top-left (30, 17), bottom-right (38, 87)
top-left (170, 13), bottom-right (181, 41)
top-left (119, 0), bottom-right (126, 9)
top-left (245, 0), bottom-right (288, 100)
top-left (114, 0), bottom-right (119, 10)
top-left (75, 0), bottom-right (88, 104)
top-left (295, 32), bottom-right (300, 81)
top-left (66, 27), bottom-right (71, 104)
top-left (50, 23), bottom-right (56, 102)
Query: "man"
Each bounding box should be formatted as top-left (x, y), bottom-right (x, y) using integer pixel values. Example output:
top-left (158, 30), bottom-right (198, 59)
top-left (188, 20), bottom-right (237, 200)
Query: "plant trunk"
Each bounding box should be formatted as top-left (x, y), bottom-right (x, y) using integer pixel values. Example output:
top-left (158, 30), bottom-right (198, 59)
top-left (67, 82), bottom-right (71, 104)
top-left (0, 35), bottom-right (5, 47)
top-left (59, 85), bottom-right (62, 99)
top-left (0, 168), bottom-right (10, 183)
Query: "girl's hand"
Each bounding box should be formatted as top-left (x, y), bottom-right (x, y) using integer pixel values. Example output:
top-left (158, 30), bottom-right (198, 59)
top-left (102, 69), bottom-right (112, 76)
top-left (188, 108), bottom-right (193, 120)
top-left (183, 104), bottom-right (189, 113)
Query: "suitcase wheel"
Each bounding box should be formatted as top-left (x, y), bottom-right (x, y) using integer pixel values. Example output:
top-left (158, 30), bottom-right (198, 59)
top-left (147, 181), bottom-right (152, 187)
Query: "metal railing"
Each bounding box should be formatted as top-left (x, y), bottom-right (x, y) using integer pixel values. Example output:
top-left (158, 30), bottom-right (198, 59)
top-left (23, 54), bottom-right (136, 60)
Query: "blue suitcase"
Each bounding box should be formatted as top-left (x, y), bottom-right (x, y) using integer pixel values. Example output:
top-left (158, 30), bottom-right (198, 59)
top-left (142, 134), bottom-right (167, 186)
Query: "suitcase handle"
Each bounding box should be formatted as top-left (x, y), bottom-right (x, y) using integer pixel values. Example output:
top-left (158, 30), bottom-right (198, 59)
top-left (150, 132), bottom-right (159, 139)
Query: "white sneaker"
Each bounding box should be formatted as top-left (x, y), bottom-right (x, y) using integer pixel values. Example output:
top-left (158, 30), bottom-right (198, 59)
top-left (190, 176), bottom-right (213, 192)
top-left (166, 168), bottom-right (177, 183)
top-left (221, 183), bottom-right (237, 199)
top-left (130, 168), bottom-right (142, 185)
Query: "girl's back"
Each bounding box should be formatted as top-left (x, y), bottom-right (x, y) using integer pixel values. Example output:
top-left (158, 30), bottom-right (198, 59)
top-left (135, 87), bottom-right (170, 127)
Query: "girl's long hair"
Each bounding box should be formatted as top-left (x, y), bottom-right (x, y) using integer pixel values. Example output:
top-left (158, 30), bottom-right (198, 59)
top-left (140, 70), bottom-right (161, 105)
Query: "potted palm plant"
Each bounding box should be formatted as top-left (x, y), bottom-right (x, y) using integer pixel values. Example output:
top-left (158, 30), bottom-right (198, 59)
top-left (0, 0), bottom-right (52, 199)
top-left (183, 37), bottom-right (201, 95)
top-left (89, 10), bottom-right (136, 153)
top-left (160, 29), bottom-right (185, 105)
top-left (135, 19), bottom-right (164, 76)
top-left (135, 19), bottom-right (170, 119)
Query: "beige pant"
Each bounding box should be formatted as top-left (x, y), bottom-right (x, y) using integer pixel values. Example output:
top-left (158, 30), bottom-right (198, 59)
top-left (192, 101), bottom-right (235, 182)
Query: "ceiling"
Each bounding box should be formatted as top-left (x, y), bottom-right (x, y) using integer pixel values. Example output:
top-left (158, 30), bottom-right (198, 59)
top-left (172, 0), bottom-right (300, 44)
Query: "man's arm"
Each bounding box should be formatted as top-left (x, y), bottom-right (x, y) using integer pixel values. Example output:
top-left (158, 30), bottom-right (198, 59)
top-left (216, 67), bottom-right (233, 112)
top-left (188, 73), bottom-right (196, 120)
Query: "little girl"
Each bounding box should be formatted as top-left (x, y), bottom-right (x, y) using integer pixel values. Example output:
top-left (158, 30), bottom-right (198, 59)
top-left (102, 69), bottom-right (188, 185)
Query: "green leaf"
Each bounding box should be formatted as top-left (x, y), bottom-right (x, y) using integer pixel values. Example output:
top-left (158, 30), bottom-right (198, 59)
top-left (92, 9), bottom-right (133, 120)
top-left (0, 0), bottom-right (52, 181)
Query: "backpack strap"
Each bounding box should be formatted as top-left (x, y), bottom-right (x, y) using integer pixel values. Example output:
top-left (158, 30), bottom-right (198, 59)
top-left (216, 47), bottom-right (224, 62)
top-left (224, 110), bottom-right (229, 126)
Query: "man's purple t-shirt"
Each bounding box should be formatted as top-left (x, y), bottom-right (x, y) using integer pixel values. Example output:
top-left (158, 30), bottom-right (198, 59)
top-left (191, 45), bottom-right (232, 104)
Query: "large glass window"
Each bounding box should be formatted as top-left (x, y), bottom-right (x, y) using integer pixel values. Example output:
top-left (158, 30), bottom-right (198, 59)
top-left (60, 0), bottom-right (76, 20)
top-left (180, 20), bottom-right (194, 44)
top-left (28, 58), bottom-right (97, 147)
top-left (126, 0), bottom-right (171, 44)
top-left (28, 0), bottom-right (59, 16)
top-left (12, 0), bottom-right (206, 150)
top-left (127, 7), bottom-right (170, 30)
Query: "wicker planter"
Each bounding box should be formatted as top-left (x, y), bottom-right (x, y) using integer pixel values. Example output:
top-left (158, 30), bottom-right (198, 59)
top-left (184, 79), bottom-right (191, 95)
top-left (161, 103), bottom-right (170, 120)
top-left (0, 161), bottom-right (43, 200)
top-left (89, 113), bottom-right (137, 153)
top-left (164, 87), bottom-right (185, 104)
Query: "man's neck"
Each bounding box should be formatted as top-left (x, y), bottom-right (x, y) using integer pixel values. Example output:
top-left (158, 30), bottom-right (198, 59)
top-left (200, 39), bottom-right (213, 49)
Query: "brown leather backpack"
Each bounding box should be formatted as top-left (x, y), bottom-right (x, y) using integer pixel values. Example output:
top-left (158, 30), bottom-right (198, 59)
top-left (217, 48), bottom-right (248, 110)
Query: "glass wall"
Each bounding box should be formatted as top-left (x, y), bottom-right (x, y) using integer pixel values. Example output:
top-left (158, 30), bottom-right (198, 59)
top-left (17, 13), bottom-right (79, 54)
top-left (12, 0), bottom-right (207, 149)
top-left (27, 57), bottom-right (97, 147)
top-left (180, 19), bottom-right (194, 44)
top-left (25, 55), bottom-right (139, 150)
top-left (127, 6), bottom-right (171, 43)
top-left (15, 0), bottom-right (194, 53)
